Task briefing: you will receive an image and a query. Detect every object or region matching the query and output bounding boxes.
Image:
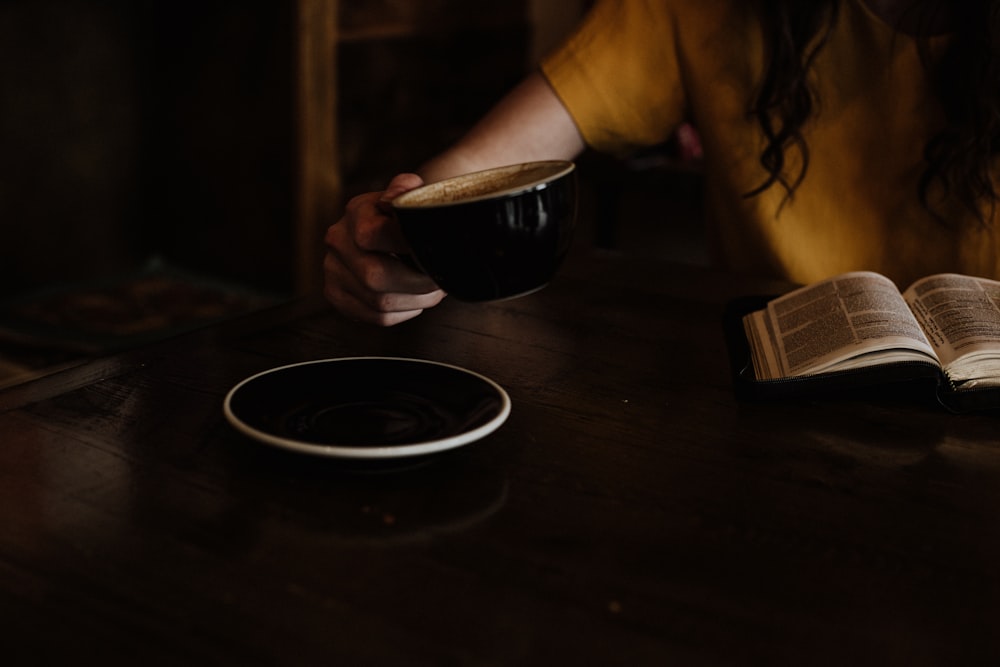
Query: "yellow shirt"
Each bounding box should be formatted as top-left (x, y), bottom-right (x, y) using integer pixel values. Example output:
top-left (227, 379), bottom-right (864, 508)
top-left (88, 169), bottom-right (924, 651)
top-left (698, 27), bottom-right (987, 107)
top-left (541, 0), bottom-right (1000, 287)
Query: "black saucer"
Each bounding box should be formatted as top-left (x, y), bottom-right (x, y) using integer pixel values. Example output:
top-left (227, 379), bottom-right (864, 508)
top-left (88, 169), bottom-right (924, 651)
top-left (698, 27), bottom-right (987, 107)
top-left (224, 357), bottom-right (510, 459)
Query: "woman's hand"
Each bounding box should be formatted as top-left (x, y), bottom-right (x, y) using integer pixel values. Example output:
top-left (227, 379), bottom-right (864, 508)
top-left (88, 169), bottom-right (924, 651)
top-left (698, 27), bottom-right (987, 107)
top-left (323, 173), bottom-right (446, 326)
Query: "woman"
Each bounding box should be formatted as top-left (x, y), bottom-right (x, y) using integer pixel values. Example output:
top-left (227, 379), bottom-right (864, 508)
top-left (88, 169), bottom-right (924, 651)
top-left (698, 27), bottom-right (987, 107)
top-left (323, 0), bottom-right (1000, 326)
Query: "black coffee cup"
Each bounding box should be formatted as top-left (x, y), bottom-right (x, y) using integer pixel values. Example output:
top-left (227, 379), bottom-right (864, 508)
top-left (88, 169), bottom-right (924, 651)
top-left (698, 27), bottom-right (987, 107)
top-left (391, 160), bottom-right (577, 302)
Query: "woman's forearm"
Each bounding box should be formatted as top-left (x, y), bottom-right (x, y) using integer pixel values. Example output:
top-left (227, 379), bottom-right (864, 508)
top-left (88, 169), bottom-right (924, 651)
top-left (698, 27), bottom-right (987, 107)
top-left (418, 70), bottom-right (586, 183)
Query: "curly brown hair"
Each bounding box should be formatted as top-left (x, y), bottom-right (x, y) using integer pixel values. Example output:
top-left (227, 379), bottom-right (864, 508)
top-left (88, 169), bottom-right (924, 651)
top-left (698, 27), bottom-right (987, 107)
top-left (748, 0), bottom-right (1000, 224)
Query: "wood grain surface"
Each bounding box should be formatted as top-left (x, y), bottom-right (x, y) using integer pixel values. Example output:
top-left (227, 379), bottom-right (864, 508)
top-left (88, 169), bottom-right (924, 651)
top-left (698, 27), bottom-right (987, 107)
top-left (2, 248), bottom-right (998, 665)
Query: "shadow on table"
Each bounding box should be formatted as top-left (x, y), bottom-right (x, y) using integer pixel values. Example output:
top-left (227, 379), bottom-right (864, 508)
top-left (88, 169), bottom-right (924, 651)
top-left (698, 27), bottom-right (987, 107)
top-left (208, 432), bottom-right (510, 547)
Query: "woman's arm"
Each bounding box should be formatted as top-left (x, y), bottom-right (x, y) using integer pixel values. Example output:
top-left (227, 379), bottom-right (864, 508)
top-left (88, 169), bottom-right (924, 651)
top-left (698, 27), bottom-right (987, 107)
top-left (419, 70), bottom-right (586, 182)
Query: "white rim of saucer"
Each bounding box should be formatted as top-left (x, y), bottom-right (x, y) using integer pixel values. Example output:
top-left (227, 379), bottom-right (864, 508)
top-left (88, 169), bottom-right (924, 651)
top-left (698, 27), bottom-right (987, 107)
top-left (223, 356), bottom-right (512, 459)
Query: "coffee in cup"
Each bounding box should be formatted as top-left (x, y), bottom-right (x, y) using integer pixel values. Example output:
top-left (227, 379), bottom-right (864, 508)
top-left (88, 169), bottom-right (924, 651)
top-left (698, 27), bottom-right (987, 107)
top-left (391, 160), bottom-right (577, 302)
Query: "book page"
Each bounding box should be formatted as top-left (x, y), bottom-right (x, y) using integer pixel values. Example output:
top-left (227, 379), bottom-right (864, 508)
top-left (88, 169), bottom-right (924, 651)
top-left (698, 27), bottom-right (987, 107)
top-left (903, 273), bottom-right (1000, 387)
top-left (744, 271), bottom-right (937, 380)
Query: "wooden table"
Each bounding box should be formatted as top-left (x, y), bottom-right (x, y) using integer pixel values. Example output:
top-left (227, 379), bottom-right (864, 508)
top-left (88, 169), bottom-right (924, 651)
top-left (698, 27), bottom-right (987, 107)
top-left (2, 248), bottom-right (999, 665)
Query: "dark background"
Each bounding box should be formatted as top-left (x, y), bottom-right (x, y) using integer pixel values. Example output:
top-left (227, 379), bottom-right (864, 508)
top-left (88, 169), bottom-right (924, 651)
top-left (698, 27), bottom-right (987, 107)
top-left (0, 0), bottom-right (555, 296)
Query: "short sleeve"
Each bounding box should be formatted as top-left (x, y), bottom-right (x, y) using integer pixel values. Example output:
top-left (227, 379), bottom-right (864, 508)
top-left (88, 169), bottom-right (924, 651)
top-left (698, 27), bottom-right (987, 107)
top-left (540, 0), bottom-right (686, 155)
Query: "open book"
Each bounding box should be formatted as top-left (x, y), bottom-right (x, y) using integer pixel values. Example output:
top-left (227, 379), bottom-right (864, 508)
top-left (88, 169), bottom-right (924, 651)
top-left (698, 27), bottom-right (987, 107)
top-left (727, 271), bottom-right (1000, 411)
